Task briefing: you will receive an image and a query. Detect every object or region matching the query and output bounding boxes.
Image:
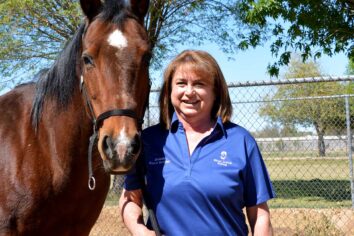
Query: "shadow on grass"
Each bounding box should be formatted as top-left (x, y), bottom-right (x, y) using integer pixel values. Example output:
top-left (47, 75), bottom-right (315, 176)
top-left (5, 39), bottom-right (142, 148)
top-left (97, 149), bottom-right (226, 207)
top-left (273, 179), bottom-right (352, 201)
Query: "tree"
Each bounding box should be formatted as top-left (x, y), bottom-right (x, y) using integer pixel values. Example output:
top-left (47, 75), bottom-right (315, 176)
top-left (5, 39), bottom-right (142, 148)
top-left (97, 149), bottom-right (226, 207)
top-left (347, 57), bottom-right (354, 75)
top-left (1, 0), bottom-right (353, 87)
top-left (0, 0), bottom-right (81, 86)
top-left (0, 0), bottom-right (245, 86)
top-left (259, 56), bottom-right (346, 157)
top-left (145, 0), bottom-right (244, 70)
top-left (237, 0), bottom-right (354, 76)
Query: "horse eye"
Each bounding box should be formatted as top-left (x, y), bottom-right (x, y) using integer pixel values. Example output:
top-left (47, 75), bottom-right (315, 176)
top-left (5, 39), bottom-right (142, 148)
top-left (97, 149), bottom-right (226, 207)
top-left (82, 54), bottom-right (94, 66)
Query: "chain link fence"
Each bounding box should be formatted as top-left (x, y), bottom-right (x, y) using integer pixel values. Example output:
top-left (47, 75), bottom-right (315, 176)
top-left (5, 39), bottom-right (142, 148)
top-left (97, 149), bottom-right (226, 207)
top-left (91, 76), bottom-right (354, 235)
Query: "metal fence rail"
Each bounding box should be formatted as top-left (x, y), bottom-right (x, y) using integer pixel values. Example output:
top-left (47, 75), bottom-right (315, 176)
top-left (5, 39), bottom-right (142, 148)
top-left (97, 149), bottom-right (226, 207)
top-left (92, 76), bottom-right (354, 235)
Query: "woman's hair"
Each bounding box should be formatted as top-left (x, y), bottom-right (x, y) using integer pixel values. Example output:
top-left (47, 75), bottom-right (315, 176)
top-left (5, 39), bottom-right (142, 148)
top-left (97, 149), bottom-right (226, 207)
top-left (159, 50), bottom-right (232, 129)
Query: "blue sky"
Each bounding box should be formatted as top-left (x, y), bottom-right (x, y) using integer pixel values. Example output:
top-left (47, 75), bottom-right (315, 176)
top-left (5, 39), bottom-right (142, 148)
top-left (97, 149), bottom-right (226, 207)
top-left (203, 43), bottom-right (349, 84)
top-left (1, 41), bottom-right (349, 94)
top-left (150, 42), bottom-right (350, 86)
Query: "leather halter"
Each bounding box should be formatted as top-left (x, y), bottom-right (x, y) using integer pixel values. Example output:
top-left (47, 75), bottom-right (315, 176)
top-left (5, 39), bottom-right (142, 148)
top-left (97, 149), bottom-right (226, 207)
top-left (80, 75), bottom-right (144, 190)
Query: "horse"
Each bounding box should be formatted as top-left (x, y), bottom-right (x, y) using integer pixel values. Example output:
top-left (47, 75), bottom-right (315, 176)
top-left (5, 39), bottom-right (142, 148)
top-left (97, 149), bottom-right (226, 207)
top-left (0, 0), bottom-right (150, 235)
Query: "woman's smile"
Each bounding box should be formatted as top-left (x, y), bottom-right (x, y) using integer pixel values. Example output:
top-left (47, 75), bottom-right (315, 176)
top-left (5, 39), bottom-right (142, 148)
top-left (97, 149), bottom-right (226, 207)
top-left (182, 99), bottom-right (199, 105)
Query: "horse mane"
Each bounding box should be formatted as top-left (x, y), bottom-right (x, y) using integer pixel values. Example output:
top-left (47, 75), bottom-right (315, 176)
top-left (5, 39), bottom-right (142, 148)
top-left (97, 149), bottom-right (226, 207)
top-left (31, 24), bottom-right (85, 129)
top-left (31, 0), bottom-right (131, 130)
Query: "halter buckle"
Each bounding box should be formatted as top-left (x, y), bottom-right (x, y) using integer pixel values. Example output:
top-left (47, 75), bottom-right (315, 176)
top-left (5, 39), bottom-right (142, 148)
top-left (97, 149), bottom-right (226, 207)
top-left (88, 176), bottom-right (96, 190)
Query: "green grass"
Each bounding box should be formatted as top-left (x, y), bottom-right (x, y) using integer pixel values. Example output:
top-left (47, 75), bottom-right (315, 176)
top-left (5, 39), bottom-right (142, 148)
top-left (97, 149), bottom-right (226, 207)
top-left (262, 150), bottom-right (347, 159)
top-left (265, 159), bottom-right (351, 180)
top-left (269, 179), bottom-right (352, 208)
top-left (105, 189), bottom-right (121, 205)
top-left (265, 159), bottom-right (354, 208)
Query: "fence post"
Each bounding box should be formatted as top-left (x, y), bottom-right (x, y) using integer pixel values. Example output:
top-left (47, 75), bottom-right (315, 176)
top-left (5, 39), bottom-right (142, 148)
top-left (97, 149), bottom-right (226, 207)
top-left (146, 103), bottom-right (150, 127)
top-left (345, 94), bottom-right (354, 208)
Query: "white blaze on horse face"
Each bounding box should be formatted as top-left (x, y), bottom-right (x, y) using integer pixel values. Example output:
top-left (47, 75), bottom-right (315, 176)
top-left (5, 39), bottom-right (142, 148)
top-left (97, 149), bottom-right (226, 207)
top-left (117, 128), bottom-right (132, 158)
top-left (107, 29), bottom-right (128, 49)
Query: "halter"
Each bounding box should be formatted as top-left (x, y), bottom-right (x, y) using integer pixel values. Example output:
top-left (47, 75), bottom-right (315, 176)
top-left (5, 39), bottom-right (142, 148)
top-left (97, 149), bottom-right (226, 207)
top-left (80, 75), bottom-right (145, 190)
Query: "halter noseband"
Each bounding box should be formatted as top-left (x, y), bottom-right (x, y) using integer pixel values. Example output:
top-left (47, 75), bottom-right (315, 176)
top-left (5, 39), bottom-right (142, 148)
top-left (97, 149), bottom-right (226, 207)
top-left (80, 75), bottom-right (144, 190)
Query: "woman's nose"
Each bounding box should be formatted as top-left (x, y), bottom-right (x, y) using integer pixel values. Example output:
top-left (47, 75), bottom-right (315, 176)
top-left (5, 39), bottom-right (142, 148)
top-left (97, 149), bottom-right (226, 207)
top-left (185, 85), bottom-right (195, 95)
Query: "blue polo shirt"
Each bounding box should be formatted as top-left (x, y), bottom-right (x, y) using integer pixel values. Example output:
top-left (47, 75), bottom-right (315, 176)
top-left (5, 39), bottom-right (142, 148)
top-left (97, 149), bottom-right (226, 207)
top-left (124, 114), bottom-right (275, 236)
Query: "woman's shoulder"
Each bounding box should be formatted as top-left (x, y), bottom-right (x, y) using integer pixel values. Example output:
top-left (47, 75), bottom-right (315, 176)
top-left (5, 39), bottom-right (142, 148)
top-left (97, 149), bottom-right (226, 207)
top-left (141, 124), bottom-right (169, 151)
top-left (223, 121), bottom-right (256, 141)
top-left (142, 123), bottom-right (168, 139)
top-left (223, 122), bottom-right (260, 153)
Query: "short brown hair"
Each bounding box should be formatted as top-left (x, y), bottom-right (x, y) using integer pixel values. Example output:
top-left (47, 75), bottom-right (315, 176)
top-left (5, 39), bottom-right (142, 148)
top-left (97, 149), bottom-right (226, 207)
top-left (159, 50), bottom-right (232, 129)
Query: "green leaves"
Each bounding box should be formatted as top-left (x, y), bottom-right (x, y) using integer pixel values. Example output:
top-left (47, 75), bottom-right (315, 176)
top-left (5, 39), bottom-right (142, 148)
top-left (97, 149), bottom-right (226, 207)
top-left (145, 0), bottom-right (244, 73)
top-left (1, 0), bottom-right (352, 87)
top-left (0, 0), bottom-right (81, 86)
top-left (237, 0), bottom-right (354, 76)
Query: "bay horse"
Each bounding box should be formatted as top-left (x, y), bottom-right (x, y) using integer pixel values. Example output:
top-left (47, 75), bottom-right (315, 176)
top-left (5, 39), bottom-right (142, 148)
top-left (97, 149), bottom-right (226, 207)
top-left (0, 0), bottom-right (150, 235)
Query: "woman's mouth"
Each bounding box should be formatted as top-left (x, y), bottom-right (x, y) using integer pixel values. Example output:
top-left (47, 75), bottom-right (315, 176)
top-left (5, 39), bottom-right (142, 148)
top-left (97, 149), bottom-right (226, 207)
top-left (183, 100), bottom-right (198, 105)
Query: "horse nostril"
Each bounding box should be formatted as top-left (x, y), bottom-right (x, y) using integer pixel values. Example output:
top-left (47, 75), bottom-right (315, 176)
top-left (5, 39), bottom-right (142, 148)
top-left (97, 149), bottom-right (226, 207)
top-left (102, 135), bottom-right (115, 159)
top-left (131, 134), bottom-right (141, 155)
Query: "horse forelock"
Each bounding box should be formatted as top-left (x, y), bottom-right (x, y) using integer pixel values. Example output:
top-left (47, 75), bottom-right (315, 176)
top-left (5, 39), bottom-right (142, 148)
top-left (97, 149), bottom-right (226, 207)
top-left (98, 0), bottom-right (141, 26)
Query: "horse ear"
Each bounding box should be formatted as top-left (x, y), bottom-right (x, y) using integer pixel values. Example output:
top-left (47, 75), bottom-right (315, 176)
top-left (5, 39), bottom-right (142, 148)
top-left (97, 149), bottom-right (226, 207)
top-left (80, 0), bottom-right (102, 22)
top-left (129, 0), bottom-right (150, 23)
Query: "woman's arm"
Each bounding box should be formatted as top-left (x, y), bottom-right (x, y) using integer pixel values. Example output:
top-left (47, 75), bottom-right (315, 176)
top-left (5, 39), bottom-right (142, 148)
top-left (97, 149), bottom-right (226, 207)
top-left (246, 202), bottom-right (273, 236)
top-left (119, 188), bottom-right (155, 236)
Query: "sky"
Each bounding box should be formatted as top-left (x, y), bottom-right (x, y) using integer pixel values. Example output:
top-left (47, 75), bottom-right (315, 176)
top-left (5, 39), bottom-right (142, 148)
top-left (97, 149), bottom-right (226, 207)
top-left (150, 42), bottom-right (350, 87)
top-left (205, 43), bottom-right (349, 84)
top-left (1, 40), bottom-right (349, 95)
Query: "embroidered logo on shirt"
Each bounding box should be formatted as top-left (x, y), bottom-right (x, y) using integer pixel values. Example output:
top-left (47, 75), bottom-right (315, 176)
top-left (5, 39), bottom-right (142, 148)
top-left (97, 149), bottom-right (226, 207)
top-left (213, 151), bottom-right (233, 167)
top-left (148, 157), bottom-right (170, 165)
top-left (220, 151), bottom-right (227, 160)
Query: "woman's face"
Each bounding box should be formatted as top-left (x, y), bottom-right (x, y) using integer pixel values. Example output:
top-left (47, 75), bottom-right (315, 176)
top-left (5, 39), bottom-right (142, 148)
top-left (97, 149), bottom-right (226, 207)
top-left (170, 66), bottom-right (215, 123)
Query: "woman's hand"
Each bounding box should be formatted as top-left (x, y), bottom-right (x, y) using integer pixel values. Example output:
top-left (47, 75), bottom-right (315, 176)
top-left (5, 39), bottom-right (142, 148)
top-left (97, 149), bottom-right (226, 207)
top-left (246, 202), bottom-right (273, 236)
top-left (119, 189), bottom-right (156, 236)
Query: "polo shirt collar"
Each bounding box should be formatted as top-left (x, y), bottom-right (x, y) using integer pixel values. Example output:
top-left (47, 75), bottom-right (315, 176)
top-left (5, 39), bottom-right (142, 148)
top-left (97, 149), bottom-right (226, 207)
top-left (170, 112), bottom-right (227, 138)
top-left (170, 112), bottom-right (181, 133)
top-left (215, 116), bottom-right (227, 138)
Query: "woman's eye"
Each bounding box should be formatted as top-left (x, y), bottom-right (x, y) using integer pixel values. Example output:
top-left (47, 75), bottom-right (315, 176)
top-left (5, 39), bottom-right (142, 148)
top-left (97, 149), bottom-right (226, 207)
top-left (176, 81), bottom-right (186, 86)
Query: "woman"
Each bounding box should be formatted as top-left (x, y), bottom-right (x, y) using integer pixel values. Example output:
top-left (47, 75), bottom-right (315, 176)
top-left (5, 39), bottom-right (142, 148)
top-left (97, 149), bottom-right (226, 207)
top-left (119, 50), bottom-right (275, 236)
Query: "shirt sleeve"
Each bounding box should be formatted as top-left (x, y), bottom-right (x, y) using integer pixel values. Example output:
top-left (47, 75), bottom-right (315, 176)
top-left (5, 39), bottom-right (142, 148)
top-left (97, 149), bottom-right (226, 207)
top-left (124, 169), bottom-right (141, 191)
top-left (123, 156), bottom-right (144, 191)
top-left (243, 136), bottom-right (276, 207)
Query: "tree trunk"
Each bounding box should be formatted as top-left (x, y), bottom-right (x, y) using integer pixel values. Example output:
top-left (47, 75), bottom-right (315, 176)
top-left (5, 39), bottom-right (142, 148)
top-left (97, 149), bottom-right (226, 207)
top-left (314, 122), bottom-right (326, 157)
top-left (317, 132), bottom-right (326, 157)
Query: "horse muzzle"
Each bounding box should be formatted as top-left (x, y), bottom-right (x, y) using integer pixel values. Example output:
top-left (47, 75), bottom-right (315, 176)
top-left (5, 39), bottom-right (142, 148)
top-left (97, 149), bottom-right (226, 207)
top-left (98, 132), bottom-right (141, 174)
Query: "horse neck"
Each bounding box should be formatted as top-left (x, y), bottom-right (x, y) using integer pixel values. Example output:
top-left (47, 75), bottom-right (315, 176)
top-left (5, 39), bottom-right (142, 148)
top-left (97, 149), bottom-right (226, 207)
top-left (30, 89), bottom-right (95, 191)
top-left (41, 88), bottom-right (93, 145)
top-left (65, 91), bottom-right (93, 137)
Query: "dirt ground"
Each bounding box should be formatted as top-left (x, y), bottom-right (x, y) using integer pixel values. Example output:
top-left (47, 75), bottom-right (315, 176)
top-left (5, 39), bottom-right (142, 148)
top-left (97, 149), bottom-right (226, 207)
top-left (90, 206), bottom-right (129, 236)
top-left (271, 208), bottom-right (354, 236)
top-left (90, 206), bottom-right (354, 236)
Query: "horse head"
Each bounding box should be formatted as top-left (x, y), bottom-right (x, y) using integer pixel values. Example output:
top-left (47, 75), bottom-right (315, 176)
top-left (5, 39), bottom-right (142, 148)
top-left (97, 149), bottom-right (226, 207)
top-left (79, 0), bottom-right (150, 174)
